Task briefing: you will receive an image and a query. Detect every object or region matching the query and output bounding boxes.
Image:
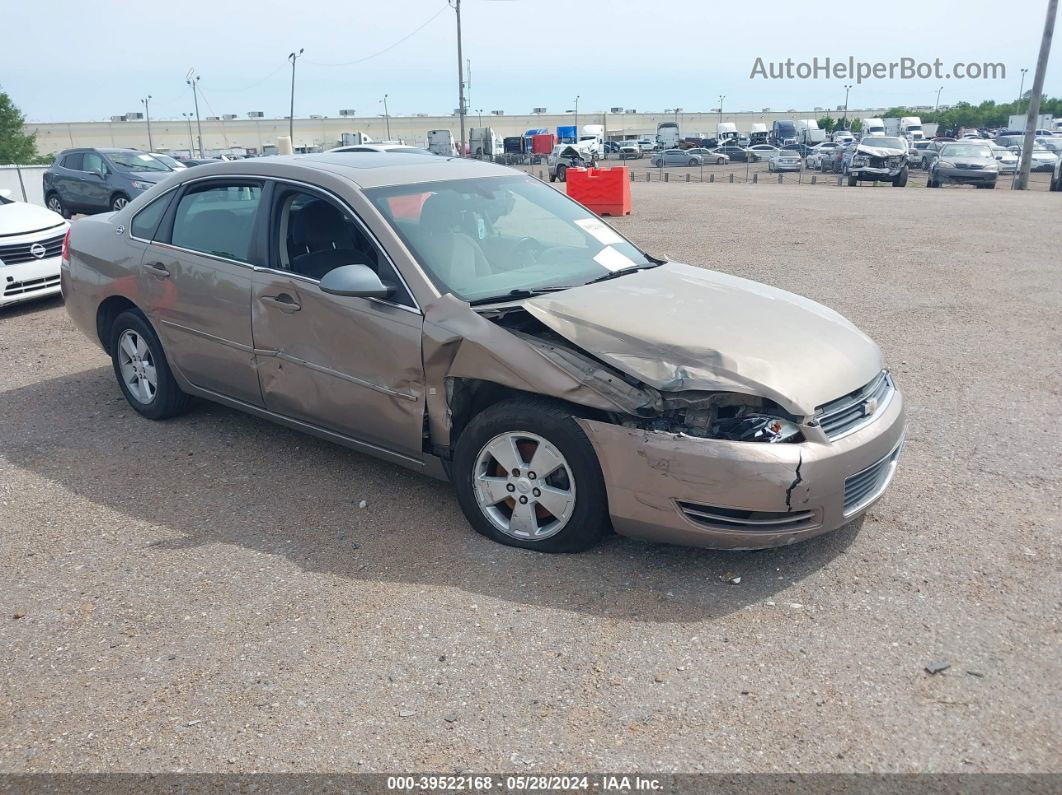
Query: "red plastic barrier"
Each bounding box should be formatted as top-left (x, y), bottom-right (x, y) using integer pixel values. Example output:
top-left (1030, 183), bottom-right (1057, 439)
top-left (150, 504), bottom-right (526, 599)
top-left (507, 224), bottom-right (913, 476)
top-left (564, 167), bottom-right (632, 216)
top-left (531, 133), bottom-right (556, 155)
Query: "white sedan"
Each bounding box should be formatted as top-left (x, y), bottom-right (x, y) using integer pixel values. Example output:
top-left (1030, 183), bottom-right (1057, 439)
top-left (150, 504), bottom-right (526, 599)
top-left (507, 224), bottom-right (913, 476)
top-left (0, 189), bottom-right (69, 309)
top-left (805, 143), bottom-right (839, 170)
top-left (746, 144), bottom-right (780, 162)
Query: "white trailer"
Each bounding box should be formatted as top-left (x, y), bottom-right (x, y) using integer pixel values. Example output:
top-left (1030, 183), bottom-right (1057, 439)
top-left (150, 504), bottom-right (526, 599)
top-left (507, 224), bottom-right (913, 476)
top-left (340, 132), bottom-right (374, 146)
top-left (427, 129), bottom-right (458, 156)
top-left (469, 127), bottom-right (502, 158)
top-left (795, 119), bottom-right (826, 145)
top-left (1008, 113), bottom-right (1054, 132)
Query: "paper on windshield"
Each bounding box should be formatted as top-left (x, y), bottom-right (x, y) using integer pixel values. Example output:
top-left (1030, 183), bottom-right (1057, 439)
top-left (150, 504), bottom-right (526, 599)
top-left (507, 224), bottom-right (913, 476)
top-left (593, 245), bottom-right (637, 272)
top-left (575, 218), bottom-right (624, 246)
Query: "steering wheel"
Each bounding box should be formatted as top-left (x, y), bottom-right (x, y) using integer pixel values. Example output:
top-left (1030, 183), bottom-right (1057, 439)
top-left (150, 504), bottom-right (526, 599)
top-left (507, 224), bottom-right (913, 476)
top-left (514, 237), bottom-right (544, 262)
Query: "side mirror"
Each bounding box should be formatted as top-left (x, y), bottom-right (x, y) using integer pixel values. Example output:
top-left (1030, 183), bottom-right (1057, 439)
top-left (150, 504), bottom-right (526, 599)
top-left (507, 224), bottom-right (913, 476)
top-left (319, 264), bottom-right (393, 299)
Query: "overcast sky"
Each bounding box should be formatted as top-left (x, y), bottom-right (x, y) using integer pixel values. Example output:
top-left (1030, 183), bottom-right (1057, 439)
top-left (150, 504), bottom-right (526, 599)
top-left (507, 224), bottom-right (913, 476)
top-left (5, 0), bottom-right (1059, 122)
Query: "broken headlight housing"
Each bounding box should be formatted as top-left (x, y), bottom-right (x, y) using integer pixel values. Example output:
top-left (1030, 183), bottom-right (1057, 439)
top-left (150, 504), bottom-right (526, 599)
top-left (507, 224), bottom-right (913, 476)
top-left (711, 415), bottom-right (802, 443)
top-left (622, 394), bottom-right (804, 443)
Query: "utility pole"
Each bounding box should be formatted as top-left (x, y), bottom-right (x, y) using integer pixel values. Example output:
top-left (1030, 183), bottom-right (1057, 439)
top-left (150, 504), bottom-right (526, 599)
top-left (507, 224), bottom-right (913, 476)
top-left (934, 85), bottom-right (943, 113)
top-left (1014, 0), bottom-right (1057, 190)
top-left (574, 95), bottom-right (580, 137)
top-left (288, 48), bottom-right (303, 147)
top-left (718, 95), bottom-right (725, 129)
top-left (1018, 67), bottom-right (1029, 108)
top-left (842, 84), bottom-right (852, 128)
top-left (186, 71), bottom-right (203, 158)
top-left (182, 113), bottom-right (194, 155)
top-left (381, 94), bottom-right (391, 140)
top-left (141, 95), bottom-right (153, 151)
top-left (450, 0), bottom-right (466, 157)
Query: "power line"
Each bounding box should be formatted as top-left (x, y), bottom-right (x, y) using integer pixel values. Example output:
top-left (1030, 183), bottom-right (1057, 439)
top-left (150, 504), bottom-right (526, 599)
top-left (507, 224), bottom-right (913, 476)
top-left (303, 5), bottom-right (448, 67)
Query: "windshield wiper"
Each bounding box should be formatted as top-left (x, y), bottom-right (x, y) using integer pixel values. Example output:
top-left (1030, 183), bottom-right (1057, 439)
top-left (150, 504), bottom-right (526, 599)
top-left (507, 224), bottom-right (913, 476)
top-left (468, 286), bottom-right (573, 306)
top-left (582, 262), bottom-right (661, 286)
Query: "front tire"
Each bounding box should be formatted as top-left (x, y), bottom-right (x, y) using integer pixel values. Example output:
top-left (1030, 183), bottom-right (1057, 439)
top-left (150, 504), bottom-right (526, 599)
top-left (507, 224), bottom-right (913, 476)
top-left (893, 167), bottom-right (908, 187)
top-left (452, 397), bottom-right (610, 553)
top-left (109, 310), bottom-right (192, 420)
top-left (556, 165), bottom-right (567, 183)
top-left (716, 157), bottom-right (725, 165)
top-left (111, 193), bottom-right (130, 212)
top-left (847, 174), bottom-right (858, 186)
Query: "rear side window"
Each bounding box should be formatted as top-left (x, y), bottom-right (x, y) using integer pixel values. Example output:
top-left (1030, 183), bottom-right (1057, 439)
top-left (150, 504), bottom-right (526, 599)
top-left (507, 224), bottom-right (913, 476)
top-left (171, 184), bottom-right (262, 263)
top-left (62, 153), bottom-right (83, 170)
top-left (130, 193), bottom-right (172, 241)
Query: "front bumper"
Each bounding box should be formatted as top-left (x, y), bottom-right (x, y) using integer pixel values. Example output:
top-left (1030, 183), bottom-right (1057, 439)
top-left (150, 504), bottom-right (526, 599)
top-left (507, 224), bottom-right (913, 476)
top-left (1, 254), bottom-right (63, 308)
top-left (850, 166), bottom-right (904, 180)
top-left (578, 387), bottom-right (906, 550)
top-left (937, 168), bottom-right (997, 184)
top-left (772, 163), bottom-right (802, 172)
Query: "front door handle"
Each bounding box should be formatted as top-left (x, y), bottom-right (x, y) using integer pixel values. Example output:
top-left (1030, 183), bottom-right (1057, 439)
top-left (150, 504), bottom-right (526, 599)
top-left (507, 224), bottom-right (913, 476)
top-left (260, 293), bottom-right (301, 313)
top-left (143, 262), bottom-right (170, 278)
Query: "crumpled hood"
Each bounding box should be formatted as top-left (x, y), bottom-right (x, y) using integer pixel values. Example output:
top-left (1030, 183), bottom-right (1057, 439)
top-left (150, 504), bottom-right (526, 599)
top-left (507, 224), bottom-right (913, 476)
top-left (0, 200), bottom-right (66, 237)
top-left (856, 144), bottom-right (905, 158)
top-left (521, 262), bottom-right (884, 416)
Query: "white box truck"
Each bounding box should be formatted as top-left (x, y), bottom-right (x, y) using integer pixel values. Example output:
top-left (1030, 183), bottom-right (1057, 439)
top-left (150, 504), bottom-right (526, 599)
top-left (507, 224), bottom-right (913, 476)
top-left (900, 117), bottom-right (924, 140)
top-left (656, 122), bottom-right (681, 148)
top-left (716, 122), bottom-right (739, 143)
top-left (340, 132), bottom-right (374, 146)
top-left (862, 118), bottom-right (886, 136)
top-left (1008, 113), bottom-right (1055, 132)
top-left (795, 119), bottom-right (826, 145)
top-left (427, 129), bottom-right (458, 156)
top-left (469, 128), bottom-right (502, 158)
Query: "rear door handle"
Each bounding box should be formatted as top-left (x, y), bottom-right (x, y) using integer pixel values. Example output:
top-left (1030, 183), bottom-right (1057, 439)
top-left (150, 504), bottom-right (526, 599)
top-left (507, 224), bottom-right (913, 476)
top-left (143, 262), bottom-right (170, 278)
top-left (259, 293), bottom-right (301, 313)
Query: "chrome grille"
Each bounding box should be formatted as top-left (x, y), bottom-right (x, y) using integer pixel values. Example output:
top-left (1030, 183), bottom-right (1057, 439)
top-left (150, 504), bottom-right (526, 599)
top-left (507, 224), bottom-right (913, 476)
top-left (843, 438), bottom-right (904, 517)
top-left (815, 371), bottom-right (894, 440)
top-left (678, 503), bottom-right (818, 533)
top-left (3, 273), bottom-right (61, 298)
top-left (0, 232), bottom-right (65, 265)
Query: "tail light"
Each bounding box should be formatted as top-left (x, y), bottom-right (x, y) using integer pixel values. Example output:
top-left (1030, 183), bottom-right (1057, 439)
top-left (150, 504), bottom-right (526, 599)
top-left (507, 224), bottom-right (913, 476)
top-left (61, 227), bottom-right (71, 269)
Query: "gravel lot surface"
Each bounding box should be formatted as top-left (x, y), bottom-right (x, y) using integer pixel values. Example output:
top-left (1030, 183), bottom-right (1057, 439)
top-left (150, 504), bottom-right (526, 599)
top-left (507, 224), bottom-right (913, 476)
top-left (1, 183), bottom-right (1059, 774)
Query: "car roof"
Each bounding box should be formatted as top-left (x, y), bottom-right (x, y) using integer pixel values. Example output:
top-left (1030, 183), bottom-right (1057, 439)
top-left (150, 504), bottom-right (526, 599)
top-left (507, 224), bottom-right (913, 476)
top-left (165, 152), bottom-right (517, 190)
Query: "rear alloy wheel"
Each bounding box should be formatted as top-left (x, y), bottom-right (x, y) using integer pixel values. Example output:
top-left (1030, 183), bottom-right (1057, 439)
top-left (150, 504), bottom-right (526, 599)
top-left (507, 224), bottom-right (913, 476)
top-left (111, 194), bottom-right (130, 212)
top-left (716, 157), bottom-right (725, 165)
top-left (46, 194), bottom-right (70, 219)
top-left (688, 158), bottom-right (697, 166)
top-left (453, 398), bottom-right (609, 552)
top-left (110, 310), bottom-right (192, 420)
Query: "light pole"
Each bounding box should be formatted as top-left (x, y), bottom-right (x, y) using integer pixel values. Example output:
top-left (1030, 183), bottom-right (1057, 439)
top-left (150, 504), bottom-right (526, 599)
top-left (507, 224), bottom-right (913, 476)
top-left (1018, 67), bottom-right (1029, 109)
top-left (380, 94), bottom-right (391, 140)
top-left (718, 95), bottom-right (725, 128)
top-left (841, 84), bottom-right (852, 129)
top-left (934, 85), bottom-right (944, 113)
top-left (185, 71), bottom-right (203, 158)
top-left (573, 95), bottom-right (580, 137)
top-left (288, 48), bottom-right (303, 146)
top-left (141, 95), bottom-right (153, 151)
top-left (181, 113), bottom-right (194, 155)
top-left (1014, 0), bottom-right (1057, 190)
top-left (477, 108), bottom-right (483, 128)
top-left (450, 0), bottom-right (466, 157)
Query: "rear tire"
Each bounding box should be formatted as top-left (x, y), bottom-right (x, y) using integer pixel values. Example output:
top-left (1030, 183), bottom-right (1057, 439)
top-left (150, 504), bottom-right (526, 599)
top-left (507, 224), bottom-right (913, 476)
top-left (452, 397), bottom-right (610, 553)
top-left (110, 193), bottom-right (130, 212)
top-left (109, 310), bottom-right (192, 420)
top-left (46, 193), bottom-right (71, 219)
top-left (847, 175), bottom-right (858, 187)
top-left (556, 165), bottom-right (567, 183)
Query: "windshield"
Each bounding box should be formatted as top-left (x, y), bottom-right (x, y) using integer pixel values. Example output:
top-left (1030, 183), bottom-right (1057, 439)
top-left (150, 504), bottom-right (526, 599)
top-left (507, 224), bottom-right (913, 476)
top-left (150, 153), bottom-right (183, 168)
top-left (941, 144), bottom-right (992, 158)
top-left (862, 137), bottom-right (905, 150)
top-left (107, 151), bottom-right (172, 172)
top-left (366, 175), bottom-right (652, 303)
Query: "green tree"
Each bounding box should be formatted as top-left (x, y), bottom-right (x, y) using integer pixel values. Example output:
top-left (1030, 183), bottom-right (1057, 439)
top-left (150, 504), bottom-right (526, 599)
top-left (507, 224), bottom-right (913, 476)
top-left (850, 119), bottom-right (863, 133)
top-left (0, 89), bottom-right (38, 165)
top-left (817, 115), bottom-right (836, 133)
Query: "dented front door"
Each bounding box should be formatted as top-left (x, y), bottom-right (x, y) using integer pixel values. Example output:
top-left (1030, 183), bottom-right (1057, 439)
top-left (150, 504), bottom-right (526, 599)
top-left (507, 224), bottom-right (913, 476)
top-left (250, 271), bottom-right (426, 458)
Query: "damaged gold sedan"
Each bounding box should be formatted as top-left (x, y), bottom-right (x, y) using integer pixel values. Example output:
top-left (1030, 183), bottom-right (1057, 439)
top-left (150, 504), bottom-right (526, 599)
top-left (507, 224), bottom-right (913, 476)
top-left (62, 154), bottom-right (905, 552)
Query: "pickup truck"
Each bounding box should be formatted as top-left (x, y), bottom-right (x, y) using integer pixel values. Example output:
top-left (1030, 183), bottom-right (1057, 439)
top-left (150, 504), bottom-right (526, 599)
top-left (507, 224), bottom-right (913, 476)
top-left (845, 136), bottom-right (909, 186)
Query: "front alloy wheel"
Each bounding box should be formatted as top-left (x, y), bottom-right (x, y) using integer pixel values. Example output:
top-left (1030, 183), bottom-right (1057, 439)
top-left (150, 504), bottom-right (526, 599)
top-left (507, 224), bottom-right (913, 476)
top-left (452, 397), bottom-right (610, 552)
top-left (473, 432), bottom-right (576, 542)
top-left (111, 194), bottom-right (129, 212)
top-left (117, 329), bottom-right (158, 404)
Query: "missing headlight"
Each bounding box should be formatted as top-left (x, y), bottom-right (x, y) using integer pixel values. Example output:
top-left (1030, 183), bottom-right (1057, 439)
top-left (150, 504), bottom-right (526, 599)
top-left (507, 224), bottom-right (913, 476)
top-left (620, 393), bottom-right (804, 443)
top-left (711, 415), bottom-right (801, 443)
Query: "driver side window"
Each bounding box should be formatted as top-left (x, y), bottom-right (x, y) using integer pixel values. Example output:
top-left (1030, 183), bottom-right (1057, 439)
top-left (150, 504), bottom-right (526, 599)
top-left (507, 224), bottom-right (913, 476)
top-left (272, 187), bottom-right (413, 307)
top-left (83, 152), bottom-right (105, 174)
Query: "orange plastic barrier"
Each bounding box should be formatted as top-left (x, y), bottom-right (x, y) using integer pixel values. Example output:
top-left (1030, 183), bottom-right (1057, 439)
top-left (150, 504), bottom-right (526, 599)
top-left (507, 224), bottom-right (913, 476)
top-left (564, 167), bottom-right (632, 216)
